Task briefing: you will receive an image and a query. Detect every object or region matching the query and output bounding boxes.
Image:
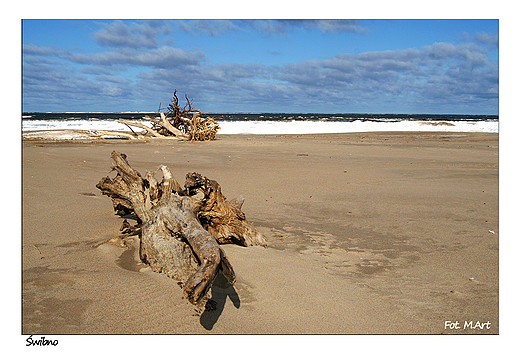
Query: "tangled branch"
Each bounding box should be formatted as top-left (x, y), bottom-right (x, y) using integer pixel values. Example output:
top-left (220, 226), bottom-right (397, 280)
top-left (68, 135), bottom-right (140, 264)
top-left (118, 90), bottom-right (221, 141)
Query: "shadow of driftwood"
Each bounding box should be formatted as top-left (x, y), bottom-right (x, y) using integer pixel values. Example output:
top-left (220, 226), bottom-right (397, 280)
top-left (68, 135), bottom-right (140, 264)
top-left (200, 272), bottom-right (240, 330)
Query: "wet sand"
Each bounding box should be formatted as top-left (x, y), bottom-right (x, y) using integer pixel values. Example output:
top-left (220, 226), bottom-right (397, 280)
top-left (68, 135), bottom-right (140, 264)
top-left (22, 132), bottom-right (498, 335)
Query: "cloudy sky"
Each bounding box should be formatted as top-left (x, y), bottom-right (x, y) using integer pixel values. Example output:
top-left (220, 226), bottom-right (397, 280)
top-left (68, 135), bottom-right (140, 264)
top-left (22, 19), bottom-right (498, 114)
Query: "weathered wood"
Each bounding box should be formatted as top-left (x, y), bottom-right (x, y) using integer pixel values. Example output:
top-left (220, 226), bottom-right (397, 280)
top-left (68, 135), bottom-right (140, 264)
top-left (115, 90), bottom-right (220, 141)
top-left (116, 120), bottom-right (167, 138)
top-left (94, 131), bottom-right (141, 140)
top-left (157, 112), bottom-right (190, 139)
top-left (119, 219), bottom-right (142, 236)
top-left (96, 151), bottom-right (262, 305)
top-left (185, 173), bottom-right (267, 247)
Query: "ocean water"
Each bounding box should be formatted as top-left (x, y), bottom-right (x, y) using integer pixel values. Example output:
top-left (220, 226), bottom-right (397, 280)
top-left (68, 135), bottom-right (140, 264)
top-left (22, 112), bottom-right (499, 134)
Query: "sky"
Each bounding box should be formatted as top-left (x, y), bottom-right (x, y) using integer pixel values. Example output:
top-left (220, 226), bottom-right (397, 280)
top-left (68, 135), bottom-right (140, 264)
top-left (22, 19), bottom-right (499, 114)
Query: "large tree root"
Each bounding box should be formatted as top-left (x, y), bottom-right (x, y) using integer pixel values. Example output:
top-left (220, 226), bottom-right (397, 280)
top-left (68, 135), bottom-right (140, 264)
top-left (96, 151), bottom-right (265, 304)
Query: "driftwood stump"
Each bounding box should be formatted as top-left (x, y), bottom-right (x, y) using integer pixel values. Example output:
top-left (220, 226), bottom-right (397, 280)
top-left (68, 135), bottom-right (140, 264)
top-left (96, 151), bottom-right (266, 305)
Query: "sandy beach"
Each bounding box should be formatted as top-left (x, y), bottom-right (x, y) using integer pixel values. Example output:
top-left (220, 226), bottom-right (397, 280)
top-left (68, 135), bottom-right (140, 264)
top-left (22, 131), bottom-right (498, 334)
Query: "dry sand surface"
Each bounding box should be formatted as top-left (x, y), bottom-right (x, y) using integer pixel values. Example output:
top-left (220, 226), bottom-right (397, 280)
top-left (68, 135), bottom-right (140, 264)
top-left (22, 132), bottom-right (499, 335)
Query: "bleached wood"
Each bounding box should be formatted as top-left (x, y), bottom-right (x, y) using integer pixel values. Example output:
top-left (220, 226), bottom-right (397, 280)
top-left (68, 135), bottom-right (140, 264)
top-left (95, 151), bottom-right (264, 305)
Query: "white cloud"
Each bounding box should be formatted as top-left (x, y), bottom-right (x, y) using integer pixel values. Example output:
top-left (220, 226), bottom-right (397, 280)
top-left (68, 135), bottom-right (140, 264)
top-left (93, 20), bottom-right (172, 48)
top-left (475, 32), bottom-right (499, 48)
top-left (176, 20), bottom-right (239, 36)
top-left (63, 46), bottom-right (207, 69)
top-left (238, 20), bottom-right (367, 35)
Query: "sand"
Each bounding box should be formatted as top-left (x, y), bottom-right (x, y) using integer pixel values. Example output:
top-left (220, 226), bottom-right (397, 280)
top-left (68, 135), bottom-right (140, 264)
top-left (22, 131), bottom-right (499, 335)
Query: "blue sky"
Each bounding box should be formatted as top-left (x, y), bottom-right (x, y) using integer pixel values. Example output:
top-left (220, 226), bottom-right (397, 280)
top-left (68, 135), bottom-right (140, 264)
top-left (22, 19), bottom-right (499, 114)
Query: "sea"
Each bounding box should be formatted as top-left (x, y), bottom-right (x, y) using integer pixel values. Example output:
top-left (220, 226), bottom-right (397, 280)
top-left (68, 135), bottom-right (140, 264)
top-left (22, 112), bottom-right (499, 134)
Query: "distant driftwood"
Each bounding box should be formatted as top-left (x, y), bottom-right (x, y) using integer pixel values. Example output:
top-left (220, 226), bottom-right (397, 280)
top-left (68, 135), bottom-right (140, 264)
top-left (22, 91), bottom-right (219, 142)
top-left (117, 90), bottom-right (221, 141)
top-left (96, 151), bottom-right (266, 306)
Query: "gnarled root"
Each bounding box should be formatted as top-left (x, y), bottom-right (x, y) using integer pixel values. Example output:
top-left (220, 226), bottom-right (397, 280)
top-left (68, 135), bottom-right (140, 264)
top-left (96, 151), bottom-right (260, 305)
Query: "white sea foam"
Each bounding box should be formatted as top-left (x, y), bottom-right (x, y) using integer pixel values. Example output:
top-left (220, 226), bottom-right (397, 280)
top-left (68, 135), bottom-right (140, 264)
top-left (218, 120), bottom-right (498, 134)
top-left (22, 119), bottom-right (140, 132)
top-left (22, 119), bottom-right (498, 134)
